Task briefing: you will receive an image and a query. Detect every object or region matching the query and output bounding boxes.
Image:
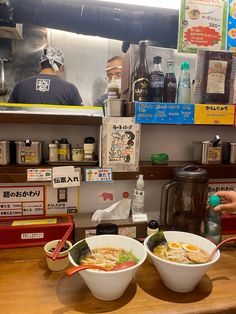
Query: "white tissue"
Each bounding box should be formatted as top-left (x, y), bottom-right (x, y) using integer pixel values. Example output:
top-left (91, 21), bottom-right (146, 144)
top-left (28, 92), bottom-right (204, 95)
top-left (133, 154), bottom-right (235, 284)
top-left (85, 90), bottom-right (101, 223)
top-left (91, 199), bottom-right (131, 222)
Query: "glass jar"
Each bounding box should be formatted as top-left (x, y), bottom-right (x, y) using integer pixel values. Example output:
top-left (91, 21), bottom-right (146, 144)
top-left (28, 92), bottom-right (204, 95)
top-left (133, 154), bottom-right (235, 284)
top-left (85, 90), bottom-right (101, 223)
top-left (72, 147), bottom-right (84, 161)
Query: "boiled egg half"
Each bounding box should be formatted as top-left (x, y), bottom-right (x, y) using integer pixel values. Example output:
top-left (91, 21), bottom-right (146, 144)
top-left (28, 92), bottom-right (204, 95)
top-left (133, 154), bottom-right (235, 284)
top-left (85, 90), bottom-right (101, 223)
top-left (168, 242), bottom-right (182, 250)
top-left (182, 243), bottom-right (200, 253)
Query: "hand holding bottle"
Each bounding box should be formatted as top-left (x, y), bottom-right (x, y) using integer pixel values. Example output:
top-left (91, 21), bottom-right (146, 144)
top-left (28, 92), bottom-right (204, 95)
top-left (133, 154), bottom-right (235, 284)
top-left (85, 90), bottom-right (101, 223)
top-left (214, 191), bottom-right (236, 212)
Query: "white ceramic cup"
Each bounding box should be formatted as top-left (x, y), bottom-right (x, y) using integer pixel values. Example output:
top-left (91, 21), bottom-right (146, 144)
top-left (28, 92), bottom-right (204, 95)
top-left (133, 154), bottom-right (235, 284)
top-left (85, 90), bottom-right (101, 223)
top-left (44, 239), bottom-right (72, 271)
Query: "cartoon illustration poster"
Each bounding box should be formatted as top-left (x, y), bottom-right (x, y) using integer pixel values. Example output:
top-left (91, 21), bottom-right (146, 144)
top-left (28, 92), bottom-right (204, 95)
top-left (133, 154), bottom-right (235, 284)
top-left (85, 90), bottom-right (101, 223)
top-left (178, 0), bottom-right (227, 53)
top-left (227, 0), bottom-right (236, 50)
top-left (101, 117), bottom-right (140, 172)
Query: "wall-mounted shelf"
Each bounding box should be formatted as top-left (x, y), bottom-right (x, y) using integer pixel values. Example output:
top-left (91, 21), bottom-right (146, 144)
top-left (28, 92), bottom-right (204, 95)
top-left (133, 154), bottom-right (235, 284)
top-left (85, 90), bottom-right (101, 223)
top-left (1, 161), bottom-right (236, 183)
top-left (0, 112), bottom-right (102, 125)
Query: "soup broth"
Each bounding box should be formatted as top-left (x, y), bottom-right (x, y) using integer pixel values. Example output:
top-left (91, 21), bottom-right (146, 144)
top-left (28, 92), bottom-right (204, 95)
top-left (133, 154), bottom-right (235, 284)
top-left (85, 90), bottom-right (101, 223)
top-left (153, 242), bottom-right (209, 264)
top-left (80, 247), bottom-right (138, 269)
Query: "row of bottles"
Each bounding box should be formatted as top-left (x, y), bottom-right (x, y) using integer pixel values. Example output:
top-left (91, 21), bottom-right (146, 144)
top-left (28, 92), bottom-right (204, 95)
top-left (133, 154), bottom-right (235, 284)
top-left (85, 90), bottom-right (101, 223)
top-left (131, 41), bottom-right (191, 104)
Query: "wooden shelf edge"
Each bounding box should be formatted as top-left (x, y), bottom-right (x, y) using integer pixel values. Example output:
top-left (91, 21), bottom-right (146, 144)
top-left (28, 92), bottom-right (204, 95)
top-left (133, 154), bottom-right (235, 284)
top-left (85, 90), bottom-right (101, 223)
top-left (0, 161), bottom-right (236, 183)
top-left (0, 112), bottom-right (102, 125)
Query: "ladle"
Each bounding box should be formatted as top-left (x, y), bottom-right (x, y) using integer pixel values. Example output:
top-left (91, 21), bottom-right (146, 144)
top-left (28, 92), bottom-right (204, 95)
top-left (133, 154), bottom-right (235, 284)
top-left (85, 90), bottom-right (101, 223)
top-left (67, 261), bottom-right (136, 276)
top-left (208, 236), bottom-right (236, 262)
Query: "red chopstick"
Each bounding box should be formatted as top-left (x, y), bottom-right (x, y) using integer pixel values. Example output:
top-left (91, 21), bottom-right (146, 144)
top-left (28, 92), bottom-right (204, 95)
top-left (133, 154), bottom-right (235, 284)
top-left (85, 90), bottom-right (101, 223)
top-left (52, 224), bottom-right (74, 260)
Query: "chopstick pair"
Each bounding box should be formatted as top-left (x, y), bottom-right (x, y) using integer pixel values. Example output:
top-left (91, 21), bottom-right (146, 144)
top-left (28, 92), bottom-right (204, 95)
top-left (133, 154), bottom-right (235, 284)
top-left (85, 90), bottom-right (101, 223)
top-left (52, 224), bottom-right (74, 260)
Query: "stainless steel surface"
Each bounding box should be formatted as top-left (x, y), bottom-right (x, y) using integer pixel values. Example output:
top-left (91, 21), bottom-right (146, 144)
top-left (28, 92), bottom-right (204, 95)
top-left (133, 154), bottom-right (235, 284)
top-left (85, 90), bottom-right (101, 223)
top-left (15, 141), bottom-right (42, 165)
top-left (230, 143), bottom-right (236, 164)
top-left (193, 141), bottom-right (222, 164)
top-left (0, 141), bottom-right (10, 165)
top-left (105, 99), bottom-right (124, 117)
top-left (58, 143), bottom-right (71, 161)
top-left (0, 58), bottom-right (8, 96)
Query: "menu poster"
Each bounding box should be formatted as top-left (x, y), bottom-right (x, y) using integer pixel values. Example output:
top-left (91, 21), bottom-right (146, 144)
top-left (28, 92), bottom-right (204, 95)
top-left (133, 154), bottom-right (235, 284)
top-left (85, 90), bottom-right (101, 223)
top-left (227, 0), bottom-right (236, 51)
top-left (178, 0), bottom-right (227, 53)
top-left (101, 117), bottom-right (140, 172)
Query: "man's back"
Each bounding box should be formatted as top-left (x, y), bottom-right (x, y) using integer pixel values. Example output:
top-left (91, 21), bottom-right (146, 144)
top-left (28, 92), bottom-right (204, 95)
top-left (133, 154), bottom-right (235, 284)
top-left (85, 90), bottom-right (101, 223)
top-left (8, 74), bottom-right (82, 106)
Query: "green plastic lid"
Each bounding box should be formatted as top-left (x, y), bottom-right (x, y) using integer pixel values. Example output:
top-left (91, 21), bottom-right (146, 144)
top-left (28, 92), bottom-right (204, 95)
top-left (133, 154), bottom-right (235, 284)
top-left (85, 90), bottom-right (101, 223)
top-left (209, 195), bottom-right (221, 207)
top-left (181, 61), bottom-right (190, 70)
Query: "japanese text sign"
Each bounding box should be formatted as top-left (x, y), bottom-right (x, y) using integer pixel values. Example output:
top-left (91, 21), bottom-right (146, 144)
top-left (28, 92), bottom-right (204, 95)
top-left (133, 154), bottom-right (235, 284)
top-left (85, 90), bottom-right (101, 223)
top-left (52, 166), bottom-right (81, 188)
top-left (195, 104), bottom-right (234, 124)
top-left (84, 168), bottom-right (112, 182)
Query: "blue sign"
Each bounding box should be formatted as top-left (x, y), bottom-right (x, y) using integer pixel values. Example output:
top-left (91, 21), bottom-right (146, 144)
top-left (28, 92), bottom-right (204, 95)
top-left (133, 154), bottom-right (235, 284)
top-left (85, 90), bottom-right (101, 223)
top-left (135, 102), bottom-right (195, 124)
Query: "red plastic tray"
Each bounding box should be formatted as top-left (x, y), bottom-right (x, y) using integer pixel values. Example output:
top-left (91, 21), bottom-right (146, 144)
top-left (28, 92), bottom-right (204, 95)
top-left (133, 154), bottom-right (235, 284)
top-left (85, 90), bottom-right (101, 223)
top-left (0, 215), bottom-right (74, 249)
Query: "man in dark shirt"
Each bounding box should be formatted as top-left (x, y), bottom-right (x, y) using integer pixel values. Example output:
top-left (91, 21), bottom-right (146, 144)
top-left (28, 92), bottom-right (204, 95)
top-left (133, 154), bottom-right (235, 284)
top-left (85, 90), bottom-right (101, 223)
top-left (94, 56), bottom-right (122, 110)
top-left (8, 46), bottom-right (83, 106)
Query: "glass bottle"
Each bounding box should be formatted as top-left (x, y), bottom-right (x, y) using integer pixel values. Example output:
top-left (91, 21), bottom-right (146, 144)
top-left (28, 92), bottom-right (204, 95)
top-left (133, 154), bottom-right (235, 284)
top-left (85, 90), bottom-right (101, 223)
top-left (163, 60), bottom-right (177, 103)
top-left (177, 61), bottom-right (191, 104)
top-left (131, 41), bottom-right (149, 102)
top-left (149, 56), bottom-right (164, 102)
top-left (205, 195), bottom-right (222, 245)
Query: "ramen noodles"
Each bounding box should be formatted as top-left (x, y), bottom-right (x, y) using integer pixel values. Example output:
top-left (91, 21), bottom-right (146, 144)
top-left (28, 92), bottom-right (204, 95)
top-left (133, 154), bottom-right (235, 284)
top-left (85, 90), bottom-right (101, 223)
top-left (80, 247), bottom-right (138, 270)
top-left (152, 242), bottom-right (209, 264)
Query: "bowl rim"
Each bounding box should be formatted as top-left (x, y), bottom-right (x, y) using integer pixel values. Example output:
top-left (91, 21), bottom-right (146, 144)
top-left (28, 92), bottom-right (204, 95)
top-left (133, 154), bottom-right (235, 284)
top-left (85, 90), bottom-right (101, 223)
top-left (143, 231), bottom-right (220, 268)
top-left (68, 234), bottom-right (147, 273)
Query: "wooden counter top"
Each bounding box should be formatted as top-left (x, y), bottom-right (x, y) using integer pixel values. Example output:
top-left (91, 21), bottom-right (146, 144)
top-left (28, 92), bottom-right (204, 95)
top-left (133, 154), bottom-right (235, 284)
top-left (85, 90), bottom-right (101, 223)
top-left (0, 246), bottom-right (236, 314)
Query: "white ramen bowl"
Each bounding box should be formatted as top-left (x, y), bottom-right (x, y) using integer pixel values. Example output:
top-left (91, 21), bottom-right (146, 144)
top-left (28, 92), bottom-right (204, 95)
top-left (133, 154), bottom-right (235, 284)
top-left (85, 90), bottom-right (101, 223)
top-left (68, 234), bottom-right (147, 301)
top-left (144, 231), bottom-right (220, 293)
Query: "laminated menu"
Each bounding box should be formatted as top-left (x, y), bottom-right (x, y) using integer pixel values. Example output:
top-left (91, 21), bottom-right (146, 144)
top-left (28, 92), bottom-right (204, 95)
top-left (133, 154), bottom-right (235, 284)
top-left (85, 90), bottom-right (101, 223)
top-left (178, 0), bottom-right (227, 53)
top-left (203, 51), bottom-right (233, 103)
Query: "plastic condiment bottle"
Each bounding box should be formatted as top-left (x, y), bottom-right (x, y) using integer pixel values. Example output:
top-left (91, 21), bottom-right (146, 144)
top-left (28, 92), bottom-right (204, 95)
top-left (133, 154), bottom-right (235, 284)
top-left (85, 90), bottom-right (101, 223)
top-left (177, 61), bottom-right (191, 104)
top-left (147, 219), bottom-right (159, 236)
top-left (131, 174), bottom-right (145, 216)
top-left (205, 195), bottom-right (222, 245)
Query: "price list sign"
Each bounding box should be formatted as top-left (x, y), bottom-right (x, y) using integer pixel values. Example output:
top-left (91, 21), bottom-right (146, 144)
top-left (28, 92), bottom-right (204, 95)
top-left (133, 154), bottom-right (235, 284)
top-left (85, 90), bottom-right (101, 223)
top-left (84, 168), bottom-right (112, 182)
top-left (195, 104), bottom-right (234, 125)
top-left (135, 102), bottom-right (195, 124)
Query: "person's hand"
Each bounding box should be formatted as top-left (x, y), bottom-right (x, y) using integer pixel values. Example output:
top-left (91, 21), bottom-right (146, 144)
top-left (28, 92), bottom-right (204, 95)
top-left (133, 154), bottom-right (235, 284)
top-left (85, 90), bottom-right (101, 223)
top-left (214, 191), bottom-right (236, 212)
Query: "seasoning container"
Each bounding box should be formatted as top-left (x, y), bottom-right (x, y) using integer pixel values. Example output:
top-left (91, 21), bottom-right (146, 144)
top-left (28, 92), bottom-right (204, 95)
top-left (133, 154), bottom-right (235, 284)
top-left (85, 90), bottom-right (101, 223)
top-left (193, 135), bottom-right (222, 164)
top-left (230, 143), bottom-right (236, 164)
top-left (84, 137), bottom-right (95, 160)
top-left (15, 140), bottom-right (42, 165)
top-left (58, 138), bottom-right (71, 161)
top-left (72, 147), bottom-right (84, 161)
top-left (49, 141), bottom-right (59, 162)
top-left (0, 141), bottom-right (10, 165)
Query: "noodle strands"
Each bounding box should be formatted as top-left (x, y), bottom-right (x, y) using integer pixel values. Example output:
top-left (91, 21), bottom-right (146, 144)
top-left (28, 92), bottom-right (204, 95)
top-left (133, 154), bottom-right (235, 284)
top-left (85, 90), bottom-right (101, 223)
top-left (147, 230), bottom-right (167, 252)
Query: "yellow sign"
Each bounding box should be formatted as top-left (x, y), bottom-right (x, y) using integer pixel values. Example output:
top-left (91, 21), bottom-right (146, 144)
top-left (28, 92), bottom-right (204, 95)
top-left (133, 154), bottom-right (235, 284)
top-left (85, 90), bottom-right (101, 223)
top-left (12, 218), bottom-right (57, 226)
top-left (194, 104), bottom-right (235, 125)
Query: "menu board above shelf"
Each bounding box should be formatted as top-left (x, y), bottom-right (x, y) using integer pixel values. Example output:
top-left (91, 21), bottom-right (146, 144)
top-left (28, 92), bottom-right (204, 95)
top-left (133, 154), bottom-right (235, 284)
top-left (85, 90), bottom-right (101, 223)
top-left (1, 162), bottom-right (236, 183)
top-left (135, 102), bottom-right (235, 126)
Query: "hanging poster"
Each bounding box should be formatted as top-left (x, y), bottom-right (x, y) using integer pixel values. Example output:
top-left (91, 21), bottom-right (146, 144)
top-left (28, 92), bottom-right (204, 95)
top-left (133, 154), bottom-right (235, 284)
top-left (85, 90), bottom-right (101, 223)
top-left (178, 0), bottom-right (227, 53)
top-left (227, 0), bottom-right (236, 50)
top-left (101, 117), bottom-right (140, 172)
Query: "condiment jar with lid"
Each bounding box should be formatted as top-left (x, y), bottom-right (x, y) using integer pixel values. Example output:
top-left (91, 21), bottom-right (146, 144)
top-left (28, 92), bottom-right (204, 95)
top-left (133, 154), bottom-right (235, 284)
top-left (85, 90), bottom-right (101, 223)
top-left (48, 140), bottom-right (59, 162)
top-left (72, 146), bottom-right (84, 161)
top-left (58, 138), bottom-right (71, 161)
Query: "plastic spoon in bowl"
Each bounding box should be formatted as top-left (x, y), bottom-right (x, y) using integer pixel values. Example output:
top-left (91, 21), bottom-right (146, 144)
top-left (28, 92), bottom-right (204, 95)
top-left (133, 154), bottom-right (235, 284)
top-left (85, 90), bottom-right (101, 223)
top-left (66, 261), bottom-right (136, 276)
top-left (208, 236), bottom-right (236, 262)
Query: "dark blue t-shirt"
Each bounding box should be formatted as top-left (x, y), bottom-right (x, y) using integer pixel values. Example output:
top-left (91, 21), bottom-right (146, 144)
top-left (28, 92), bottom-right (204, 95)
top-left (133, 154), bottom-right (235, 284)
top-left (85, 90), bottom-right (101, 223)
top-left (8, 74), bottom-right (82, 106)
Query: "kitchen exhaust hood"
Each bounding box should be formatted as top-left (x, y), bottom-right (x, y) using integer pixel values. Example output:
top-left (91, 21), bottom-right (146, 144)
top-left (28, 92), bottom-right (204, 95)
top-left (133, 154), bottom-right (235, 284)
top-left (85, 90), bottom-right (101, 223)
top-left (0, 22), bottom-right (23, 40)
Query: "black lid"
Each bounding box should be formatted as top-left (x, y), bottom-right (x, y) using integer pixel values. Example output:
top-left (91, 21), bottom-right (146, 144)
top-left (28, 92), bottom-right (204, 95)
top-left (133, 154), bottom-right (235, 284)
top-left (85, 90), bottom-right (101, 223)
top-left (96, 223), bottom-right (118, 235)
top-left (148, 220), bottom-right (159, 229)
top-left (153, 56), bottom-right (162, 64)
top-left (173, 165), bottom-right (208, 183)
top-left (84, 137), bottom-right (95, 144)
top-left (60, 138), bottom-right (69, 144)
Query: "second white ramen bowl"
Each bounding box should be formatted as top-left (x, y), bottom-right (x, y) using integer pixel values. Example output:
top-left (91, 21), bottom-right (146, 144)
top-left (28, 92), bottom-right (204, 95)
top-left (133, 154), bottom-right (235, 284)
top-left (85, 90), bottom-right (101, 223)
top-left (68, 234), bottom-right (147, 301)
top-left (144, 231), bottom-right (220, 293)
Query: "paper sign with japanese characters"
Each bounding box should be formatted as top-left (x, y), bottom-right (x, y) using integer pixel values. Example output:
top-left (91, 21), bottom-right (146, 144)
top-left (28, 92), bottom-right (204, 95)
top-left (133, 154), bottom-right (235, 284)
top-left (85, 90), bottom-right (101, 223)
top-left (102, 117), bottom-right (140, 172)
top-left (194, 104), bottom-right (234, 124)
top-left (45, 185), bottom-right (79, 215)
top-left (0, 185), bottom-right (45, 217)
top-left (84, 168), bottom-right (112, 182)
top-left (27, 168), bottom-right (52, 182)
top-left (52, 166), bottom-right (81, 188)
top-left (178, 0), bottom-right (227, 53)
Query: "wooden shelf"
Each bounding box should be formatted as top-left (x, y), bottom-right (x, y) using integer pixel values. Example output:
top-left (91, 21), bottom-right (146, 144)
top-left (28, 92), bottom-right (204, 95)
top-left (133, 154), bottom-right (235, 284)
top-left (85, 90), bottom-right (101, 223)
top-left (1, 161), bottom-right (236, 183)
top-left (0, 112), bottom-right (102, 125)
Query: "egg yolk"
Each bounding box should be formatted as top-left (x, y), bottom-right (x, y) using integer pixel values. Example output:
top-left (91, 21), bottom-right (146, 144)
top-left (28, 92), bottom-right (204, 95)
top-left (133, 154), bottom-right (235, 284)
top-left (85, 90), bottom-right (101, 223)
top-left (168, 242), bottom-right (182, 250)
top-left (182, 243), bottom-right (200, 253)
